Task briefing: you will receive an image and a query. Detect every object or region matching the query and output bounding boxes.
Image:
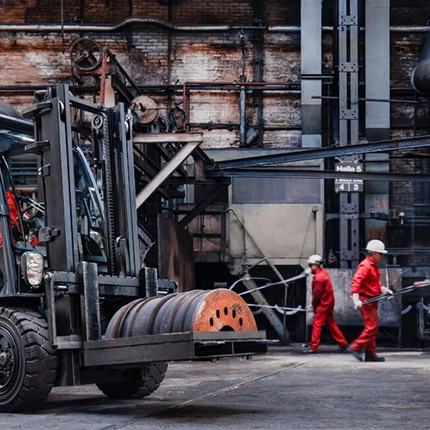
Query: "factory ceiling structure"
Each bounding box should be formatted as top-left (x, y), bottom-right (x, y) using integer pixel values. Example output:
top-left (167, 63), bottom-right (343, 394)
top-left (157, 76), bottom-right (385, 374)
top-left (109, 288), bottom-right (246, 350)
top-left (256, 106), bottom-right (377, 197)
top-left (1, 0), bottom-right (430, 344)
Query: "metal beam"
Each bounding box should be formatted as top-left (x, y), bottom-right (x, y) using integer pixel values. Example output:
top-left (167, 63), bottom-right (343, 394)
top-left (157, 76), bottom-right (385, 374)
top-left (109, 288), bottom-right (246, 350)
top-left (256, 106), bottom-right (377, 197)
top-left (133, 133), bottom-right (203, 144)
top-left (208, 168), bottom-right (430, 182)
top-left (168, 168), bottom-right (430, 183)
top-left (177, 185), bottom-right (223, 228)
top-left (210, 135), bottom-right (430, 170)
top-left (136, 140), bottom-right (202, 209)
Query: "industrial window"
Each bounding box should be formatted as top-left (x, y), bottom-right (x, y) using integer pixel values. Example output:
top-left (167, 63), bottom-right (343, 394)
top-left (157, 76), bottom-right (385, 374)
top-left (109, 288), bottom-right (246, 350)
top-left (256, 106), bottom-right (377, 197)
top-left (232, 177), bottom-right (321, 204)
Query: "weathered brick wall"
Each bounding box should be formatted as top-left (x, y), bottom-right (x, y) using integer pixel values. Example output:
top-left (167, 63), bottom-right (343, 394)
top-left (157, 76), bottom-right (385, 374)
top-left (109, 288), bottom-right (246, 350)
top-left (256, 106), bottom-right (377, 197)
top-left (0, 0), bottom-right (428, 150)
top-left (0, 0), bottom-right (300, 25)
top-left (391, 3), bottom-right (430, 26)
top-left (0, 0), bottom-right (131, 24)
top-left (0, 26), bottom-right (303, 148)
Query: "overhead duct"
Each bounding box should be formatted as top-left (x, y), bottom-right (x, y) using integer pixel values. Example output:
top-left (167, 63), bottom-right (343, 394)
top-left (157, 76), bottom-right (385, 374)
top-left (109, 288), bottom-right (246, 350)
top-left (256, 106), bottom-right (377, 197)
top-left (411, 30), bottom-right (430, 94)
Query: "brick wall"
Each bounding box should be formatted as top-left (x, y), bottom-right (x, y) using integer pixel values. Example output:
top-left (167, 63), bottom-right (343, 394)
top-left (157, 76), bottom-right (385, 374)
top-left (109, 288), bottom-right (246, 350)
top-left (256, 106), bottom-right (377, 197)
top-left (0, 0), bottom-right (300, 26)
top-left (0, 0), bottom-right (428, 150)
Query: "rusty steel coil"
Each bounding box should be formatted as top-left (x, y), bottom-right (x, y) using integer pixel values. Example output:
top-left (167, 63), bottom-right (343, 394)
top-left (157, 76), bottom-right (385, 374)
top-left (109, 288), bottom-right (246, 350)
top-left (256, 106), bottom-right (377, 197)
top-left (105, 289), bottom-right (257, 339)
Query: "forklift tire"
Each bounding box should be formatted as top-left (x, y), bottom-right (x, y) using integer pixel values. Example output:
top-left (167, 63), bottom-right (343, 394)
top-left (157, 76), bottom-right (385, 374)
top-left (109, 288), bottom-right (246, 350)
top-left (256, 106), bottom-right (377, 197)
top-left (0, 307), bottom-right (58, 412)
top-left (96, 361), bottom-right (168, 399)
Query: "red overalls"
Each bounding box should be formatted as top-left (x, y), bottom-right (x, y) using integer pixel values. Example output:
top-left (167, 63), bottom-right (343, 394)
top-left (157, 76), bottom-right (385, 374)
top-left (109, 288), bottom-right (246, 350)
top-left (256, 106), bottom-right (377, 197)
top-left (309, 268), bottom-right (348, 351)
top-left (350, 256), bottom-right (381, 358)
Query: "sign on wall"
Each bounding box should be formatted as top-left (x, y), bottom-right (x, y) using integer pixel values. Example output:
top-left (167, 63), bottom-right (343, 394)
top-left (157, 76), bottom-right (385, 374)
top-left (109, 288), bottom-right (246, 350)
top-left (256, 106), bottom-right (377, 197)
top-left (334, 161), bottom-right (364, 192)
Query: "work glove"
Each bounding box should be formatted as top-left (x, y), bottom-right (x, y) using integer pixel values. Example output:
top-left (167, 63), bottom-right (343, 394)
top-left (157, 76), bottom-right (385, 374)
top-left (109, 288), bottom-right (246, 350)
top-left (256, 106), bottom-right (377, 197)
top-left (304, 267), bottom-right (312, 276)
top-left (351, 293), bottom-right (362, 310)
top-left (380, 286), bottom-right (393, 295)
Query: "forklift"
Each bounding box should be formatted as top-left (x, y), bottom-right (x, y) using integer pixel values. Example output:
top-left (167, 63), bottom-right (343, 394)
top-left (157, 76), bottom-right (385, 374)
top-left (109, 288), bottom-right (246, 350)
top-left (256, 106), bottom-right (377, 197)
top-left (0, 84), bottom-right (266, 412)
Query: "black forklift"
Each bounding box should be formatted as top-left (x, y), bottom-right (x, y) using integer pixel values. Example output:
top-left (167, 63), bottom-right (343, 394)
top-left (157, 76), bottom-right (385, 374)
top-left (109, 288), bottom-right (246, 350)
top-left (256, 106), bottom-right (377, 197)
top-left (0, 84), bottom-right (266, 412)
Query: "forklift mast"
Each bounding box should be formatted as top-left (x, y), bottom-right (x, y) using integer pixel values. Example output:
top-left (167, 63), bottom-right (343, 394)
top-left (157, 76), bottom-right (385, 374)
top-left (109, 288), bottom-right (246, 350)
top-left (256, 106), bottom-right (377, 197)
top-left (26, 85), bottom-right (139, 277)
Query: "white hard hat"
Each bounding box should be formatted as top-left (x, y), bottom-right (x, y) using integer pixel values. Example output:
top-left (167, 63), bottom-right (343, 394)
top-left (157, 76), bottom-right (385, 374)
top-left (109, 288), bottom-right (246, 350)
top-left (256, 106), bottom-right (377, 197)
top-left (365, 239), bottom-right (388, 254)
top-left (307, 254), bottom-right (323, 265)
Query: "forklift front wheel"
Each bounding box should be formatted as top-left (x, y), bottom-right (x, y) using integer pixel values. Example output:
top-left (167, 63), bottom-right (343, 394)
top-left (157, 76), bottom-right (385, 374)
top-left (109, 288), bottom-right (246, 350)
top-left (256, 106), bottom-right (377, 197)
top-left (0, 307), bottom-right (58, 412)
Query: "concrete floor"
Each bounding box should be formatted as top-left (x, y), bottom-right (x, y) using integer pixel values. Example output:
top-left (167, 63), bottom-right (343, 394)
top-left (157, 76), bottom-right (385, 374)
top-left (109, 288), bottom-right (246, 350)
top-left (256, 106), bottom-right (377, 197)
top-left (2, 344), bottom-right (430, 429)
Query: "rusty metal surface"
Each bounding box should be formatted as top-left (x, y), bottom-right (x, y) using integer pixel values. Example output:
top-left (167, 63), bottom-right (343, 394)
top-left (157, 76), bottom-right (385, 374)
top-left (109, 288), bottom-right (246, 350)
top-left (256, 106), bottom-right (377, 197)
top-left (104, 289), bottom-right (258, 342)
top-left (158, 214), bottom-right (195, 292)
top-left (184, 289), bottom-right (257, 332)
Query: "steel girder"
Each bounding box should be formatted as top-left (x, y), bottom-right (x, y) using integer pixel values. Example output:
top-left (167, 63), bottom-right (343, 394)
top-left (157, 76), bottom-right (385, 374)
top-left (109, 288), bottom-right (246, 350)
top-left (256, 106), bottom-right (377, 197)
top-left (207, 135), bottom-right (430, 171)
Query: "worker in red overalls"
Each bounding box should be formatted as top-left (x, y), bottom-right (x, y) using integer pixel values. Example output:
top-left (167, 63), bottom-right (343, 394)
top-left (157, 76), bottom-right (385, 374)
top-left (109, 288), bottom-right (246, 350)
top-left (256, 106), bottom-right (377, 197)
top-left (348, 239), bottom-right (391, 362)
top-left (302, 254), bottom-right (348, 354)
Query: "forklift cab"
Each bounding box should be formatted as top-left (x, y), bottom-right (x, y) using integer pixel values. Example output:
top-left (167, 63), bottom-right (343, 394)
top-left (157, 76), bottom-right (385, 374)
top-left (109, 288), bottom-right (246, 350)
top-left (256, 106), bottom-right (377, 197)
top-left (0, 123), bottom-right (107, 296)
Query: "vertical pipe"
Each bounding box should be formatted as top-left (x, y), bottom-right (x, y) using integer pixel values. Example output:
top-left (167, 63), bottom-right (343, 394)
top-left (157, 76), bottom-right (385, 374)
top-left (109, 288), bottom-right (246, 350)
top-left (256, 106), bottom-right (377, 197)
top-left (239, 82), bottom-right (246, 147)
top-left (60, 0), bottom-right (65, 53)
top-left (301, 0), bottom-right (322, 149)
top-left (182, 82), bottom-right (190, 132)
top-left (99, 49), bottom-right (109, 106)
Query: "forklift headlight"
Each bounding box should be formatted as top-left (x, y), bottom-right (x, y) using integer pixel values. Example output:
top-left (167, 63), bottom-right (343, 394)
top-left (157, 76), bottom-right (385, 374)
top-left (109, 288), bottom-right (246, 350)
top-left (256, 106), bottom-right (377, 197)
top-left (21, 252), bottom-right (44, 286)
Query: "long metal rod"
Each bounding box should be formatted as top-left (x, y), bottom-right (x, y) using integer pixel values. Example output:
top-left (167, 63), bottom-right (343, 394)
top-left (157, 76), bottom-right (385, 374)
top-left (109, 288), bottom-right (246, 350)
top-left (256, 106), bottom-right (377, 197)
top-left (208, 168), bottom-right (430, 182)
top-left (211, 135), bottom-right (430, 170)
top-left (238, 270), bottom-right (309, 296)
top-left (0, 17), bottom-right (428, 33)
top-left (362, 280), bottom-right (430, 304)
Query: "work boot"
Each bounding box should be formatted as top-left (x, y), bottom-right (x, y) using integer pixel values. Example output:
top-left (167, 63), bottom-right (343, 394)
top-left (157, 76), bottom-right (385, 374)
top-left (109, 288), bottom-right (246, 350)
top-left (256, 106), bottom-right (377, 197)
top-left (365, 355), bottom-right (385, 362)
top-left (302, 348), bottom-right (319, 354)
top-left (333, 346), bottom-right (348, 353)
top-left (347, 346), bottom-right (363, 362)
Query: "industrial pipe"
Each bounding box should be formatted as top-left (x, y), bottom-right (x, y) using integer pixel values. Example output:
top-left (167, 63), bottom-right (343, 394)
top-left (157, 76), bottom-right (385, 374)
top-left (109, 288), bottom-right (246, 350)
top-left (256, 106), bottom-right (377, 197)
top-left (0, 17), bottom-right (428, 34)
top-left (182, 81), bottom-right (294, 132)
top-left (99, 49), bottom-right (109, 106)
top-left (239, 82), bottom-right (246, 146)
